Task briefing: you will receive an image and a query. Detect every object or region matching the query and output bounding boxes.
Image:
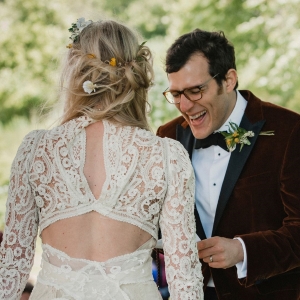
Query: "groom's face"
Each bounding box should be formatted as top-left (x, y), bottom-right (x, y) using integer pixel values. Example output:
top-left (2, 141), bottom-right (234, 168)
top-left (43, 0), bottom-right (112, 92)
top-left (168, 53), bottom-right (236, 139)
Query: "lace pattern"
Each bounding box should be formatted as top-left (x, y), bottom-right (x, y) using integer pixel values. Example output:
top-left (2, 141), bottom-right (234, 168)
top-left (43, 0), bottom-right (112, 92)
top-left (30, 241), bottom-right (156, 300)
top-left (0, 116), bottom-right (203, 299)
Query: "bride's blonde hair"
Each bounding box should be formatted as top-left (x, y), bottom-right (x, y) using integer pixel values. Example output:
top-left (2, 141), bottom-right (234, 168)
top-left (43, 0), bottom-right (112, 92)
top-left (59, 19), bottom-right (153, 130)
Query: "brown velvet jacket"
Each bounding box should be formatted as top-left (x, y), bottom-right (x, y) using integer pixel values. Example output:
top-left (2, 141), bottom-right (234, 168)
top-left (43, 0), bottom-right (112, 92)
top-left (157, 90), bottom-right (300, 299)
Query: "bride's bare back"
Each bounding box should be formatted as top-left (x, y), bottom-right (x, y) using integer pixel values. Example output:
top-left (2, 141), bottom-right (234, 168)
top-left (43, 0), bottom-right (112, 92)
top-left (42, 121), bottom-right (151, 261)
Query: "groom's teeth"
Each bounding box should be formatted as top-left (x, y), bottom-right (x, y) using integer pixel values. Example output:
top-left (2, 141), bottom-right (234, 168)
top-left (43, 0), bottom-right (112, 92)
top-left (190, 111), bottom-right (206, 120)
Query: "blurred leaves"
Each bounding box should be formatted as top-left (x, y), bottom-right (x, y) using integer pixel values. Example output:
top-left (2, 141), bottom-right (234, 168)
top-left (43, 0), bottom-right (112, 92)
top-left (0, 0), bottom-right (68, 125)
top-left (168, 0), bottom-right (300, 110)
top-left (0, 0), bottom-right (300, 125)
top-left (0, 0), bottom-right (300, 225)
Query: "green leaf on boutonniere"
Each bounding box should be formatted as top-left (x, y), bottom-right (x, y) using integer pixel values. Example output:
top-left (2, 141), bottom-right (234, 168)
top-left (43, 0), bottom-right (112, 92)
top-left (219, 122), bottom-right (274, 152)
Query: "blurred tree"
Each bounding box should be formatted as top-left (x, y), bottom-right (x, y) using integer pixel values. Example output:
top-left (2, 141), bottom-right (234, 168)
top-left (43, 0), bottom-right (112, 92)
top-left (102, 0), bottom-right (172, 39)
top-left (1, 0), bottom-right (300, 225)
top-left (147, 38), bottom-right (180, 130)
top-left (107, 0), bottom-right (300, 126)
top-left (1, 0), bottom-right (299, 127)
top-left (167, 0), bottom-right (300, 111)
top-left (123, 0), bottom-right (171, 39)
top-left (0, 0), bottom-right (71, 125)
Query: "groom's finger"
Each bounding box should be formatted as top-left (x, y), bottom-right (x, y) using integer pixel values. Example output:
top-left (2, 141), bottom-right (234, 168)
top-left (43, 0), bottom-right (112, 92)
top-left (197, 238), bottom-right (218, 260)
top-left (198, 237), bottom-right (244, 268)
top-left (197, 236), bottom-right (218, 250)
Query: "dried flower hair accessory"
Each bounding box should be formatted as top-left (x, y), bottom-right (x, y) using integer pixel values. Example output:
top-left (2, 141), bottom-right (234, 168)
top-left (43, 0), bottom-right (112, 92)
top-left (83, 81), bottom-right (99, 94)
top-left (219, 122), bottom-right (274, 152)
top-left (104, 57), bottom-right (118, 67)
top-left (109, 58), bottom-right (116, 67)
top-left (69, 17), bottom-right (93, 43)
top-left (87, 54), bottom-right (96, 59)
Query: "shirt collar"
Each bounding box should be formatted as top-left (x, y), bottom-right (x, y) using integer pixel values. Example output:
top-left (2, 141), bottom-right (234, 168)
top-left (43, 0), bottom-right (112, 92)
top-left (217, 90), bottom-right (247, 132)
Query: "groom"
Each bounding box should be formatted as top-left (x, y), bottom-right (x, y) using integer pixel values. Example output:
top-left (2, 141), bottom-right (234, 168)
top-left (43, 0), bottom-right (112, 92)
top-left (157, 29), bottom-right (300, 299)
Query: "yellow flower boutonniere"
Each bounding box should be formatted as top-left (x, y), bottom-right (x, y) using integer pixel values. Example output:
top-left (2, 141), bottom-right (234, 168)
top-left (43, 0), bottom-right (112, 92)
top-left (219, 122), bottom-right (274, 152)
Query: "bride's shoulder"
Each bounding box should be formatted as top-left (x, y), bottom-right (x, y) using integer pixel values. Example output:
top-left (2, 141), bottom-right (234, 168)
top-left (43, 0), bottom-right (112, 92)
top-left (160, 136), bottom-right (188, 154)
top-left (44, 116), bottom-right (93, 140)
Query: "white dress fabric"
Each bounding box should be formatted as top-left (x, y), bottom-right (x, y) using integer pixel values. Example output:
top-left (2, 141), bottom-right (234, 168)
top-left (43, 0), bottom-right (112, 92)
top-left (0, 116), bottom-right (203, 300)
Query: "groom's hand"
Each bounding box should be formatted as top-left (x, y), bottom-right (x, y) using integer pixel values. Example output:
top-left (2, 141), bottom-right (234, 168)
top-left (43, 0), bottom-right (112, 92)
top-left (197, 236), bottom-right (244, 269)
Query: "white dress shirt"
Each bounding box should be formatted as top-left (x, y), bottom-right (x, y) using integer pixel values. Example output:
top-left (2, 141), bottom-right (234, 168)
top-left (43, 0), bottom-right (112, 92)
top-left (192, 90), bottom-right (248, 286)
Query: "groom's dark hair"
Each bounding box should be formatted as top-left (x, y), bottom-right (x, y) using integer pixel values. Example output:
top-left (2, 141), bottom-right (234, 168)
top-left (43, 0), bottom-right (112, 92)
top-left (165, 29), bottom-right (238, 89)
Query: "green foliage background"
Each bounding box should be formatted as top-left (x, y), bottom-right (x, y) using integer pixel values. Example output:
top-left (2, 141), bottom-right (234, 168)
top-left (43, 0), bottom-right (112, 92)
top-left (1, 0), bottom-right (300, 228)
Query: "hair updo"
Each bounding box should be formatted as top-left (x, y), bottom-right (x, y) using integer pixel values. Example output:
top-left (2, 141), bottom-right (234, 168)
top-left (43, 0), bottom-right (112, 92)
top-left (59, 19), bottom-right (154, 130)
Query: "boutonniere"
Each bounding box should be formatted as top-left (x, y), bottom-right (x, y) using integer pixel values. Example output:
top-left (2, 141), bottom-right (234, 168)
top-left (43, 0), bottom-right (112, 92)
top-left (219, 122), bottom-right (274, 152)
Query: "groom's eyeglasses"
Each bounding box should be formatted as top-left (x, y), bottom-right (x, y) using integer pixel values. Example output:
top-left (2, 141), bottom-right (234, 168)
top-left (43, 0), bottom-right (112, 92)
top-left (163, 73), bottom-right (219, 104)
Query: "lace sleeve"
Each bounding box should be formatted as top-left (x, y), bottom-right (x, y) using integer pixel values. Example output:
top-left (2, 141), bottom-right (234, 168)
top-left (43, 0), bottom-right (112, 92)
top-left (159, 139), bottom-right (203, 300)
top-left (0, 131), bottom-right (41, 299)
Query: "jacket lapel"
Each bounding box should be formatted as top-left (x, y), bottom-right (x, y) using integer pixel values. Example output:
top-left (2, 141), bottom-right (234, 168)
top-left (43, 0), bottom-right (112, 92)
top-left (176, 124), bottom-right (194, 159)
top-left (175, 90), bottom-right (266, 238)
top-left (212, 115), bottom-right (265, 235)
top-left (176, 124), bottom-right (207, 240)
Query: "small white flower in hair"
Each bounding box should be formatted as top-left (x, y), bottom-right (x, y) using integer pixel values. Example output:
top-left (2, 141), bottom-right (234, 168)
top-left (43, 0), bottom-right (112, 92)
top-left (83, 80), bottom-right (98, 94)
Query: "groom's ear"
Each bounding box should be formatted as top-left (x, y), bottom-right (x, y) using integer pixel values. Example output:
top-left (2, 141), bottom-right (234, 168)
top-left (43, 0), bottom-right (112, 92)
top-left (224, 69), bottom-right (238, 92)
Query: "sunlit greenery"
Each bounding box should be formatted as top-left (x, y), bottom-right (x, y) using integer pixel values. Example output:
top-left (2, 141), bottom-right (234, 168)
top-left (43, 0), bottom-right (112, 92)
top-left (1, 0), bottom-right (300, 229)
top-left (1, 0), bottom-right (300, 285)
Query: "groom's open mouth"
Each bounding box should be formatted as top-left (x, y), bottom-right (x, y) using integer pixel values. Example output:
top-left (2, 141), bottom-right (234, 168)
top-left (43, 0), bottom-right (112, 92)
top-left (189, 110), bottom-right (206, 124)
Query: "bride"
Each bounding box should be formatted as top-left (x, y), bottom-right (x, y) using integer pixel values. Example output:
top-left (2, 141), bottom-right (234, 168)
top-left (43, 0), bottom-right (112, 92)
top-left (0, 18), bottom-right (203, 299)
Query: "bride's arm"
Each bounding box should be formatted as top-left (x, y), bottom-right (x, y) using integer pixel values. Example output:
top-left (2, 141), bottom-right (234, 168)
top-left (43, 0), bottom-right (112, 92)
top-left (0, 131), bottom-right (41, 299)
top-left (159, 139), bottom-right (204, 300)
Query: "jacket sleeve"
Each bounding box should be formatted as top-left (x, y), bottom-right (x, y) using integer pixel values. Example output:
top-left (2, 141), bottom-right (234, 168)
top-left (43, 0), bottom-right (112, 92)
top-left (238, 120), bottom-right (300, 287)
top-left (0, 131), bottom-right (40, 299)
top-left (159, 138), bottom-right (203, 299)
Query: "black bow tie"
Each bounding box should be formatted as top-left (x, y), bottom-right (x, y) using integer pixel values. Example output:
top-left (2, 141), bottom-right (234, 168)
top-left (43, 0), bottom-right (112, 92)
top-left (195, 132), bottom-right (228, 151)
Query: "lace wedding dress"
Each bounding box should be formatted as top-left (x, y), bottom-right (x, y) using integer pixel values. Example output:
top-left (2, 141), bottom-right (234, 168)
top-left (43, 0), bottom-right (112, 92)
top-left (0, 116), bottom-right (203, 299)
